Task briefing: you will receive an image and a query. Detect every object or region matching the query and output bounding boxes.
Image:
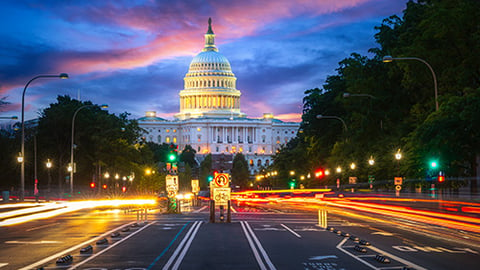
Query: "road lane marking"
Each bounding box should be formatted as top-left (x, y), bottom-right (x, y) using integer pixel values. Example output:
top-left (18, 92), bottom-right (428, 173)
top-left (18, 221), bottom-right (140, 270)
top-left (368, 245), bottom-right (427, 270)
top-left (241, 221), bottom-right (277, 270)
top-left (162, 221), bottom-right (202, 270)
top-left (0, 263), bottom-right (8, 268)
top-left (336, 238), bottom-right (428, 270)
top-left (336, 238), bottom-right (379, 270)
top-left (67, 222), bottom-right (155, 270)
top-left (241, 221), bottom-right (267, 270)
top-left (147, 222), bottom-right (189, 269)
top-left (171, 221), bottom-right (202, 270)
top-left (280, 224), bottom-right (302, 238)
top-left (26, 222), bottom-right (60, 231)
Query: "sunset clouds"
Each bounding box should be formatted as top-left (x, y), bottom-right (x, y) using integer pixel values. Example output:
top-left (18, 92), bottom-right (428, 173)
top-left (0, 0), bottom-right (407, 122)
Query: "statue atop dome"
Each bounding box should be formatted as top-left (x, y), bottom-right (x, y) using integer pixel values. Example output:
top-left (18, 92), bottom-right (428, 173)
top-left (203, 17), bottom-right (217, 52)
top-left (207, 17), bottom-right (214, 34)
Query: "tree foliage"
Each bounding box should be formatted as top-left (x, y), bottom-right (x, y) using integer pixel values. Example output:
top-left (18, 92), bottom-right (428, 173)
top-left (231, 153), bottom-right (249, 188)
top-left (272, 0), bottom-right (480, 187)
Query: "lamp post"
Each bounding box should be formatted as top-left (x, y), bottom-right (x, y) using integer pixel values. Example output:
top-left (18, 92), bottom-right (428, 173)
top-left (46, 159), bottom-right (52, 201)
top-left (316, 115), bottom-right (348, 132)
top-left (383, 56), bottom-right (438, 111)
top-left (70, 104), bottom-right (108, 195)
top-left (395, 149), bottom-right (402, 176)
top-left (20, 74), bottom-right (68, 201)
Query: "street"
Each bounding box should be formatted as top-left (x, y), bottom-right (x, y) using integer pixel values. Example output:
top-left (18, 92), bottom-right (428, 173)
top-left (0, 198), bottom-right (478, 270)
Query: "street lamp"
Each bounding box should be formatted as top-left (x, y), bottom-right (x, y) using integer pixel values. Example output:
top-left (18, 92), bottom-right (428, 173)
top-left (20, 73), bottom-right (68, 201)
top-left (316, 115), bottom-right (348, 132)
top-left (368, 156), bottom-right (375, 166)
top-left (383, 55), bottom-right (438, 111)
top-left (70, 104), bottom-right (108, 194)
top-left (350, 163), bottom-right (356, 170)
top-left (46, 159), bottom-right (52, 201)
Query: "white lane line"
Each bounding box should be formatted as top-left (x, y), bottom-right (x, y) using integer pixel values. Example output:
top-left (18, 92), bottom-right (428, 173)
top-left (241, 221), bottom-right (267, 270)
top-left (244, 221), bottom-right (277, 270)
top-left (280, 224), bottom-right (301, 238)
top-left (171, 221), bottom-right (202, 270)
top-left (336, 238), bottom-right (428, 270)
top-left (336, 238), bottom-right (380, 270)
top-left (368, 245), bottom-right (427, 270)
top-left (67, 222), bottom-right (155, 270)
top-left (0, 263), bottom-right (8, 268)
top-left (162, 221), bottom-right (201, 270)
top-left (18, 221), bottom-right (139, 270)
top-left (192, 206), bottom-right (207, 213)
top-left (26, 222), bottom-right (60, 232)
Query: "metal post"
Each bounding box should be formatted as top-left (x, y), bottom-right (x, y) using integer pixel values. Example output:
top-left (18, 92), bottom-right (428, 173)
top-left (227, 200), bottom-right (231, 223)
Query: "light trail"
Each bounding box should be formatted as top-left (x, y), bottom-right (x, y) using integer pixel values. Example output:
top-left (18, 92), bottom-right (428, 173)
top-left (0, 199), bottom-right (156, 226)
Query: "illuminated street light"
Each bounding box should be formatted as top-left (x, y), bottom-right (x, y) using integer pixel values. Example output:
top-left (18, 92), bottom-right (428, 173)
top-left (383, 55), bottom-right (438, 111)
top-left (395, 149), bottom-right (402, 160)
top-left (70, 104), bottom-right (108, 194)
top-left (46, 159), bottom-right (52, 201)
top-left (324, 169), bottom-right (330, 176)
top-left (20, 73), bottom-right (68, 201)
top-left (350, 163), bottom-right (356, 170)
top-left (368, 156), bottom-right (375, 166)
top-left (336, 166), bottom-right (342, 173)
top-left (104, 172), bottom-right (110, 179)
top-left (289, 170), bottom-right (295, 176)
top-left (115, 173), bottom-right (120, 180)
top-left (316, 115), bottom-right (348, 132)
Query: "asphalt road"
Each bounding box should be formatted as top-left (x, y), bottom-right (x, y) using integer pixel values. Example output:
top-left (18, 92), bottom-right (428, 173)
top-left (0, 202), bottom-right (479, 270)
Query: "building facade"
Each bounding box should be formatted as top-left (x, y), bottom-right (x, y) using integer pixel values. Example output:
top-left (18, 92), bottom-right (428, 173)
top-left (138, 18), bottom-right (299, 174)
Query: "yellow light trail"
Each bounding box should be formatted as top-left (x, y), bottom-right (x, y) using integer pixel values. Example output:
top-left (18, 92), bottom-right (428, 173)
top-left (0, 199), bottom-right (156, 227)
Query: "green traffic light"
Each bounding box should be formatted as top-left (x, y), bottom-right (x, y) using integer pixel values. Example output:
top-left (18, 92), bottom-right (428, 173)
top-left (430, 160), bottom-right (438, 168)
top-left (207, 175), bottom-right (213, 182)
top-left (168, 153), bottom-right (176, 162)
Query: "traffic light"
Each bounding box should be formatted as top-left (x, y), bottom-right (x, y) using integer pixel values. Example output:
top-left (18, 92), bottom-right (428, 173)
top-left (102, 184), bottom-right (107, 189)
top-left (315, 169), bottom-right (324, 178)
top-left (168, 152), bottom-right (177, 162)
top-left (438, 171), bottom-right (445, 183)
top-left (430, 161), bottom-right (438, 168)
top-left (207, 175), bottom-right (214, 182)
top-left (122, 186), bottom-right (127, 192)
top-left (90, 182), bottom-right (96, 188)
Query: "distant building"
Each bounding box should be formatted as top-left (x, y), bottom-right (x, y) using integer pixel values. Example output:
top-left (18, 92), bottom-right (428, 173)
top-left (138, 18), bottom-right (299, 174)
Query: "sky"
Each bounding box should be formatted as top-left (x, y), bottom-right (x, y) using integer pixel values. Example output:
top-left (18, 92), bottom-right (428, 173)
top-left (0, 0), bottom-right (408, 123)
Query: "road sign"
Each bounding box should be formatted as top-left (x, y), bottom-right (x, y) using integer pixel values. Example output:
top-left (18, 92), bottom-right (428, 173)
top-left (191, 179), bottom-right (199, 193)
top-left (368, 175), bottom-right (375, 183)
top-left (214, 173), bottom-right (229, 187)
top-left (395, 185), bottom-right (402, 191)
top-left (394, 177), bottom-right (403, 185)
top-left (166, 175), bottom-right (179, 198)
top-left (213, 187), bottom-right (231, 206)
top-left (348, 177), bottom-right (357, 184)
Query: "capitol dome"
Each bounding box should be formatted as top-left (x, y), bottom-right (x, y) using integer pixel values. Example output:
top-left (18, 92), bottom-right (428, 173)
top-left (175, 18), bottom-right (244, 120)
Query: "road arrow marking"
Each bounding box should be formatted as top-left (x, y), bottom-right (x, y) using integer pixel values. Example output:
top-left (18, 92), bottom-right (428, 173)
top-left (309, 255), bottom-right (338, 260)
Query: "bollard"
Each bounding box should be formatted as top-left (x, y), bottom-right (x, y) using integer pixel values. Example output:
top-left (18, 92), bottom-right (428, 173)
top-left (144, 208), bottom-right (148, 221)
top-left (318, 209), bottom-right (327, 228)
top-left (137, 210), bottom-right (140, 221)
top-left (209, 200), bottom-right (215, 223)
top-left (219, 205), bottom-right (224, 222)
top-left (227, 200), bottom-right (231, 223)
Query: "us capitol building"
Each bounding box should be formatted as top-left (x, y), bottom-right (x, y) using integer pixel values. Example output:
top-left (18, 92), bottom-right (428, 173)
top-left (138, 19), bottom-right (299, 174)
